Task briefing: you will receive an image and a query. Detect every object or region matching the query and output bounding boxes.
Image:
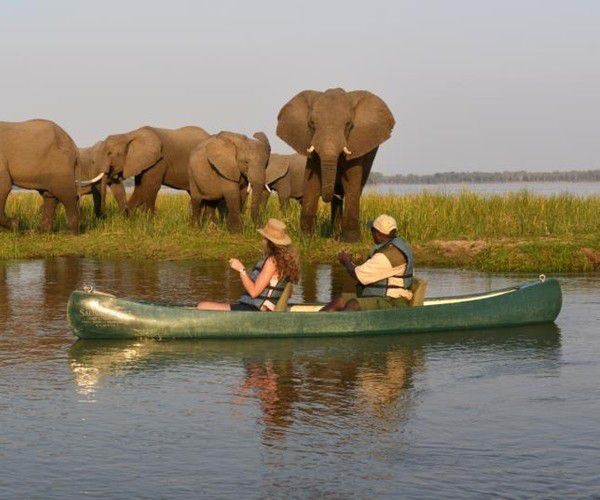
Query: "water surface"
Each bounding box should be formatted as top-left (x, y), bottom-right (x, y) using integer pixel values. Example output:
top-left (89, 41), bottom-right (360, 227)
top-left (365, 181), bottom-right (600, 196)
top-left (1, 258), bottom-right (599, 498)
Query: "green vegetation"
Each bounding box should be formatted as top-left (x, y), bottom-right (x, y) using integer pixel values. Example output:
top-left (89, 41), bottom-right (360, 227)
top-left (1, 191), bottom-right (599, 272)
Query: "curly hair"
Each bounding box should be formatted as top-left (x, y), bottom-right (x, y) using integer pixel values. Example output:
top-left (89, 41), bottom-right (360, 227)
top-left (265, 240), bottom-right (300, 284)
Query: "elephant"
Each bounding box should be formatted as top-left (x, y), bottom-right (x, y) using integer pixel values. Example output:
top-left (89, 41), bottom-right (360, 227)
top-left (188, 131), bottom-right (271, 231)
top-left (93, 126), bottom-right (210, 212)
top-left (76, 141), bottom-right (127, 217)
top-left (277, 87), bottom-right (395, 242)
top-left (0, 119), bottom-right (79, 233)
top-left (260, 153), bottom-right (306, 212)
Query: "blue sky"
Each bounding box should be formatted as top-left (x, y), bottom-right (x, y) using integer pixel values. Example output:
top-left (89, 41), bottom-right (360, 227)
top-left (1, 0), bottom-right (599, 174)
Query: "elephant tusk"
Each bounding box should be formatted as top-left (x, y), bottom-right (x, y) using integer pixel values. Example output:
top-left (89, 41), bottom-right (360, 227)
top-left (265, 184), bottom-right (273, 193)
top-left (76, 172), bottom-right (104, 186)
top-left (343, 146), bottom-right (352, 156)
top-left (306, 145), bottom-right (315, 154)
top-left (247, 184), bottom-right (253, 194)
top-left (333, 194), bottom-right (343, 200)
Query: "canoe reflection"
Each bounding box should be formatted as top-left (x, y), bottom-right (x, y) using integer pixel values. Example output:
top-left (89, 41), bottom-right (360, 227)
top-left (69, 324), bottom-right (560, 437)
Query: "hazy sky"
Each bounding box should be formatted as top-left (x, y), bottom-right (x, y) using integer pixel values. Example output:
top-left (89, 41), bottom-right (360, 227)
top-left (1, 0), bottom-right (599, 174)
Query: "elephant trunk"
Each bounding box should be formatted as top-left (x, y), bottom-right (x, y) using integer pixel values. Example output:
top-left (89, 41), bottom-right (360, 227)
top-left (99, 174), bottom-right (108, 214)
top-left (320, 156), bottom-right (339, 203)
top-left (250, 183), bottom-right (265, 222)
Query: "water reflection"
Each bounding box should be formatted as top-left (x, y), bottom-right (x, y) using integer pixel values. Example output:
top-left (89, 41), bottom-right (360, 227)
top-left (69, 324), bottom-right (560, 439)
top-left (4, 258), bottom-right (591, 497)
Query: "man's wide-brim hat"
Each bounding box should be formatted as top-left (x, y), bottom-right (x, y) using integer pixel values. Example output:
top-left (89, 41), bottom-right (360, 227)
top-left (368, 214), bottom-right (398, 236)
top-left (258, 218), bottom-right (292, 246)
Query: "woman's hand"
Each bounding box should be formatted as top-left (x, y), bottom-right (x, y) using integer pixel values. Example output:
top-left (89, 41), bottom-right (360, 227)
top-left (229, 258), bottom-right (245, 273)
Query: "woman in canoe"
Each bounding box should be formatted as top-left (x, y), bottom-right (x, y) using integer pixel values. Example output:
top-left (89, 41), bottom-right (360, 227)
top-left (197, 218), bottom-right (300, 312)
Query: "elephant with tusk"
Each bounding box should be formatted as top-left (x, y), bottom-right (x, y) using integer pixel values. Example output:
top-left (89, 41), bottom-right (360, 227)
top-left (188, 131), bottom-right (270, 232)
top-left (76, 141), bottom-right (127, 218)
top-left (277, 87), bottom-right (395, 242)
top-left (93, 125), bottom-right (210, 213)
top-left (260, 153), bottom-right (307, 213)
top-left (0, 119), bottom-right (80, 234)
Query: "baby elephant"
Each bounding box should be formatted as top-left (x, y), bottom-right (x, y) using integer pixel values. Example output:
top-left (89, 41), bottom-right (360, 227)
top-left (76, 141), bottom-right (127, 218)
top-left (262, 153), bottom-right (306, 212)
top-left (188, 131), bottom-right (270, 231)
top-left (0, 119), bottom-right (79, 233)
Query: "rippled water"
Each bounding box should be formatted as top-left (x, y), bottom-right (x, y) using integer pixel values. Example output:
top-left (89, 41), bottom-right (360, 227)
top-left (1, 258), bottom-right (599, 498)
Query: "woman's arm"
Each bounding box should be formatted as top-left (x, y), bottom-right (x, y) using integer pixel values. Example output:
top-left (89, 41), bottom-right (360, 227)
top-left (230, 257), bottom-right (277, 298)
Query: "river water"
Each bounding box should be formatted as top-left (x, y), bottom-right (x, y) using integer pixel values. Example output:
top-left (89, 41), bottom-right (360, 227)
top-left (1, 258), bottom-right (599, 498)
top-left (365, 181), bottom-right (600, 196)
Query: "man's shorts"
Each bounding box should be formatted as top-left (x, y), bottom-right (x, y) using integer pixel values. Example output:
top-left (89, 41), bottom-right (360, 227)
top-left (340, 293), bottom-right (410, 311)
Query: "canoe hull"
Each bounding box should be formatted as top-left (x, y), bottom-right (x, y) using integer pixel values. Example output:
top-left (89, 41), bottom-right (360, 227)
top-left (67, 279), bottom-right (562, 340)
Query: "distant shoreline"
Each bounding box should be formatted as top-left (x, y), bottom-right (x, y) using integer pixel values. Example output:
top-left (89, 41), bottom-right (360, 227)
top-left (368, 170), bottom-right (600, 185)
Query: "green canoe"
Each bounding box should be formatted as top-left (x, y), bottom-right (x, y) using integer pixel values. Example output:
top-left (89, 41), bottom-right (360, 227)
top-left (67, 278), bottom-right (562, 340)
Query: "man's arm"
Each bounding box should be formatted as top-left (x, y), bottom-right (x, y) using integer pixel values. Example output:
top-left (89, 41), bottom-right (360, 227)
top-left (338, 251), bottom-right (358, 280)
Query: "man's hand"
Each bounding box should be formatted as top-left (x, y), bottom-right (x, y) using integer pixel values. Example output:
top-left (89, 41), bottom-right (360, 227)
top-left (338, 251), bottom-right (353, 266)
top-left (338, 251), bottom-right (357, 280)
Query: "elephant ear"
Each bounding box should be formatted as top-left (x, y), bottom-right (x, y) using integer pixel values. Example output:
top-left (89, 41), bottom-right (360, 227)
top-left (206, 137), bottom-right (240, 182)
top-left (266, 155), bottom-right (290, 185)
top-left (252, 132), bottom-right (271, 156)
top-left (123, 129), bottom-right (163, 179)
top-left (347, 91), bottom-right (396, 159)
top-left (276, 90), bottom-right (321, 154)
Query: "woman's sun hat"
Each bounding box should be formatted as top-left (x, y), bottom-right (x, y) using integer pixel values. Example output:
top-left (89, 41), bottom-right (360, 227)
top-left (258, 218), bottom-right (292, 246)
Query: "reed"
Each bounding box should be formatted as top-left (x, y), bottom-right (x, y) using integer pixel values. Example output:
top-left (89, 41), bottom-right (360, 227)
top-left (1, 191), bottom-right (599, 272)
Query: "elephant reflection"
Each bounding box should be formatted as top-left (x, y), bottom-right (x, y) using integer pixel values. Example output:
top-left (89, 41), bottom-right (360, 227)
top-left (69, 326), bottom-right (561, 438)
top-left (188, 131), bottom-right (271, 231)
top-left (0, 263), bottom-right (10, 335)
top-left (277, 88), bottom-right (395, 242)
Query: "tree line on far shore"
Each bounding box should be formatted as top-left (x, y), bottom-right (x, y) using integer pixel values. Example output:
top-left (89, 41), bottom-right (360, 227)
top-left (368, 169), bottom-right (600, 185)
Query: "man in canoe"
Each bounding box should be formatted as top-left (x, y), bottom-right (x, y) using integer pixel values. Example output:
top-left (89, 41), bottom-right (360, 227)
top-left (323, 214), bottom-right (414, 311)
top-left (197, 218), bottom-right (300, 311)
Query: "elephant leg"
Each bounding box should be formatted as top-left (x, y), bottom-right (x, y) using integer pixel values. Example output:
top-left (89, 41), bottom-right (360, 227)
top-left (137, 161), bottom-right (166, 213)
top-left (110, 182), bottom-right (128, 214)
top-left (190, 198), bottom-right (201, 226)
top-left (223, 188), bottom-right (242, 232)
top-left (330, 194), bottom-right (343, 237)
top-left (91, 185), bottom-right (103, 218)
top-left (0, 168), bottom-right (17, 230)
top-left (201, 200), bottom-right (219, 223)
top-left (300, 166), bottom-right (321, 234)
top-left (240, 183), bottom-right (249, 212)
top-left (216, 198), bottom-right (227, 220)
top-left (39, 191), bottom-right (59, 233)
top-left (275, 180), bottom-right (291, 214)
top-left (127, 176), bottom-right (145, 212)
top-left (340, 163), bottom-right (364, 243)
top-left (189, 180), bottom-right (204, 227)
top-left (53, 185), bottom-right (80, 235)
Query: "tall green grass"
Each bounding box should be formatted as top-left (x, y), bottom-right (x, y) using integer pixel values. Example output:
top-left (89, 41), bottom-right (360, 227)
top-left (1, 190), bottom-right (599, 272)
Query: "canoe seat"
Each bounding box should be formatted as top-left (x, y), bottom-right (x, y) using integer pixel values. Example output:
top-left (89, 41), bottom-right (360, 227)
top-left (275, 283), bottom-right (294, 311)
top-left (409, 278), bottom-right (428, 306)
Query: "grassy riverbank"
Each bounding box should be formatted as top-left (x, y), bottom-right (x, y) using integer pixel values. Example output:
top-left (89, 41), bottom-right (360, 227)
top-left (1, 191), bottom-right (599, 272)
